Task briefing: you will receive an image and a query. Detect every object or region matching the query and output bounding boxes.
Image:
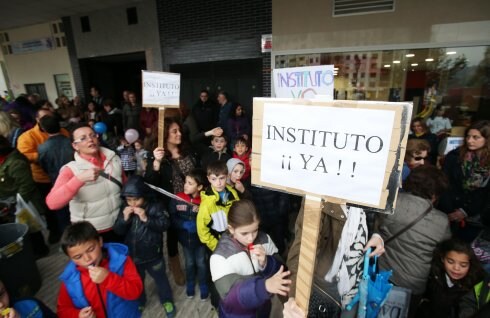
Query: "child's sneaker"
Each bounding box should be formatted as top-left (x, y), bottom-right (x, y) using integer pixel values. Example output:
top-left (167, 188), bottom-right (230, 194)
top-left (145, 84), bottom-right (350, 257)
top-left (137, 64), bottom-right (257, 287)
top-left (200, 284), bottom-right (209, 301)
top-left (186, 284), bottom-right (195, 299)
top-left (163, 302), bottom-right (176, 318)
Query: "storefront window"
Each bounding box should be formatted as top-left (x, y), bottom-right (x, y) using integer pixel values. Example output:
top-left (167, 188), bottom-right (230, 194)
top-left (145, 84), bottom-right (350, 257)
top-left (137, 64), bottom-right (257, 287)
top-left (275, 46), bottom-right (490, 124)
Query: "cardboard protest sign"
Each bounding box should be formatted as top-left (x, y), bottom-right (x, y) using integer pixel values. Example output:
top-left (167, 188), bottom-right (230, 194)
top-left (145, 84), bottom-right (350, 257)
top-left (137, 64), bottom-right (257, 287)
top-left (273, 65), bottom-right (334, 99)
top-left (142, 70), bottom-right (180, 108)
top-left (252, 98), bottom-right (412, 313)
top-left (141, 70), bottom-right (181, 147)
top-left (252, 98), bottom-right (412, 209)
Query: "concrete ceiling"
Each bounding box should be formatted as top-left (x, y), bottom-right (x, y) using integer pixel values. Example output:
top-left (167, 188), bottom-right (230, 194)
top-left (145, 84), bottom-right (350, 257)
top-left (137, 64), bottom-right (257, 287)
top-left (0, 0), bottom-right (143, 30)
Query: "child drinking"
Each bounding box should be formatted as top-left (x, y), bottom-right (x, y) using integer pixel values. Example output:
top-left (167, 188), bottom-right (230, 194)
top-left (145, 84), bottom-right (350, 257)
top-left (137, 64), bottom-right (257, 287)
top-left (113, 175), bottom-right (175, 317)
top-left (226, 158), bottom-right (251, 199)
top-left (169, 168), bottom-right (209, 300)
top-left (232, 137), bottom-right (251, 184)
top-left (417, 238), bottom-right (485, 318)
top-left (210, 199), bottom-right (291, 318)
top-left (58, 221), bottom-right (143, 318)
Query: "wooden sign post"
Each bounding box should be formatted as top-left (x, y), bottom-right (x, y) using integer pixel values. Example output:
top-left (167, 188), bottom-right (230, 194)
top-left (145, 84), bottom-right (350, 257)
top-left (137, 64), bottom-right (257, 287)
top-left (141, 70), bottom-right (181, 147)
top-left (252, 98), bottom-right (411, 314)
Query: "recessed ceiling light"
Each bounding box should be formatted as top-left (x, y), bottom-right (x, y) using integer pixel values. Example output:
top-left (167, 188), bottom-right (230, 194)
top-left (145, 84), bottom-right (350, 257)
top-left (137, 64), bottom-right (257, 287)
top-left (406, 54), bottom-right (415, 57)
top-left (446, 51), bottom-right (457, 55)
top-left (384, 64), bottom-right (391, 67)
top-left (393, 60), bottom-right (401, 64)
top-left (411, 63), bottom-right (418, 66)
top-left (425, 58), bottom-right (434, 62)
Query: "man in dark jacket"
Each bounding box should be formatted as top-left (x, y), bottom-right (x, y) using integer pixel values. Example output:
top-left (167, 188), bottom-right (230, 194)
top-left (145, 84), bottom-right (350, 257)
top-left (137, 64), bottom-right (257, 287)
top-left (38, 115), bottom-right (73, 233)
top-left (192, 90), bottom-right (219, 134)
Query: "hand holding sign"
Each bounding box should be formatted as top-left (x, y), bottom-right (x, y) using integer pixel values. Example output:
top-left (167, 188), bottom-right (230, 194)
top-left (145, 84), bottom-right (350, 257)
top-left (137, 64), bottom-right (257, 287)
top-left (252, 98), bottom-right (411, 314)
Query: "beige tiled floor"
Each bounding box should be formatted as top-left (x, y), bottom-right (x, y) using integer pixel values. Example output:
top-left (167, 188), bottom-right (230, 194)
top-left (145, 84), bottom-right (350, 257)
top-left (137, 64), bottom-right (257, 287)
top-left (34, 245), bottom-right (218, 318)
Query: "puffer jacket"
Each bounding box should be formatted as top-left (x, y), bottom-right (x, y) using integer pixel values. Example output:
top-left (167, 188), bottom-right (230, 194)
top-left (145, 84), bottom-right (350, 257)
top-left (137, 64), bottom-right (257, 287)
top-left (64, 147), bottom-right (122, 231)
top-left (377, 192), bottom-right (451, 295)
top-left (113, 176), bottom-right (169, 264)
top-left (197, 185), bottom-right (239, 251)
top-left (169, 192), bottom-right (202, 249)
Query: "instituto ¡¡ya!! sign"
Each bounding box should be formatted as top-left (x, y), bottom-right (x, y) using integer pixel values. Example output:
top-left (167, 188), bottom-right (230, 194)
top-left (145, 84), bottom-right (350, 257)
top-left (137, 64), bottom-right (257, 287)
top-left (252, 98), bottom-right (412, 312)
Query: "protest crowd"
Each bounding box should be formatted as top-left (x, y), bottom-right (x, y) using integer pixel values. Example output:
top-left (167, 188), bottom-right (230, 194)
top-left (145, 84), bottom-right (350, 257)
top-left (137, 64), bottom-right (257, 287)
top-left (0, 89), bottom-right (489, 318)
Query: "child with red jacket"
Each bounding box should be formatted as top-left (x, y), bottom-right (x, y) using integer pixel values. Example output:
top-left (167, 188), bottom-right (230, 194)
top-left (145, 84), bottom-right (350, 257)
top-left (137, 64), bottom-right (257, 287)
top-left (57, 221), bottom-right (143, 318)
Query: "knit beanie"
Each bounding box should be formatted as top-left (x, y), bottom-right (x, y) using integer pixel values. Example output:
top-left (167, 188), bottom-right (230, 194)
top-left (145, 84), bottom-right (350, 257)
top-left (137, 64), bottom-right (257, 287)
top-left (226, 158), bottom-right (245, 184)
top-left (226, 158), bottom-right (245, 174)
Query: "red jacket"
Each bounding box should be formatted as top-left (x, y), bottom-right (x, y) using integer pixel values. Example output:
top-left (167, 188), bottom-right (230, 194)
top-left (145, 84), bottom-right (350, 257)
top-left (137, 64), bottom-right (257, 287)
top-left (139, 108), bottom-right (158, 135)
top-left (57, 256), bottom-right (142, 318)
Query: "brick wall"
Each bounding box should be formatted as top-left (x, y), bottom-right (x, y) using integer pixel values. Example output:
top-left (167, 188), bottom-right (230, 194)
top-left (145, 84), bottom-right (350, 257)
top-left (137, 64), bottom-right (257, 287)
top-left (156, 0), bottom-right (272, 96)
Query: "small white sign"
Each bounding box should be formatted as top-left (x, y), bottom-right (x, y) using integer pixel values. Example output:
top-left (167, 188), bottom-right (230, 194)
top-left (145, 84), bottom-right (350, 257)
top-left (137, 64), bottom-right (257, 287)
top-left (142, 70), bottom-right (180, 107)
top-left (273, 65), bottom-right (334, 99)
top-left (260, 103), bottom-right (395, 206)
top-left (438, 136), bottom-right (464, 156)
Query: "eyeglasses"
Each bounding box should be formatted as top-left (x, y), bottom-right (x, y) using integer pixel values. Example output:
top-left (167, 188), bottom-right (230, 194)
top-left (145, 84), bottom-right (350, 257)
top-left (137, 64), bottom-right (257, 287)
top-left (413, 156), bottom-right (427, 161)
top-left (73, 133), bottom-right (98, 144)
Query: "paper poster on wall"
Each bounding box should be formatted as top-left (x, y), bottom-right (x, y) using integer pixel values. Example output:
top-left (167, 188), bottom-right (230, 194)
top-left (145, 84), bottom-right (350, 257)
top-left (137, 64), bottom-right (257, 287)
top-left (273, 65), bottom-right (334, 99)
top-left (142, 70), bottom-right (180, 107)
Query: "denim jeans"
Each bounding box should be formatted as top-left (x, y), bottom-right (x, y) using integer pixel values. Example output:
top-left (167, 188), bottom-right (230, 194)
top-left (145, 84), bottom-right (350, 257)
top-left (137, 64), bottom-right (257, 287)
top-left (136, 258), bottom-right (173, 305)
top-left (182, 245), bottom-right (208, 289)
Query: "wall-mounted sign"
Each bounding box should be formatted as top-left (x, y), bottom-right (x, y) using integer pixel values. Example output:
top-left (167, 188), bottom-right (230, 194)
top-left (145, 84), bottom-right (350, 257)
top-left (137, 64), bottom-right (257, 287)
top-left (261, 34), bottom-right (272, 53)
top-left (54, 74), bottom-right (73, 99)
top-left (11, 38), bottom-right (54, 55)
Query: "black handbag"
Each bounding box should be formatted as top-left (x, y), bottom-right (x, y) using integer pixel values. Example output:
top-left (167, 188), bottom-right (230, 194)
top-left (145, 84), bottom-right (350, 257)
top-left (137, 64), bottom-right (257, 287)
top-left (308, 276), bottom-right (342, 318)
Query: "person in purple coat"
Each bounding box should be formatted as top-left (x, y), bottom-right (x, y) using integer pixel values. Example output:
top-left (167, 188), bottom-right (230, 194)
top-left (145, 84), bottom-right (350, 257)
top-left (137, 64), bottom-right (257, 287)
top-left (225, 103), bottom-right (251, 150)
top-left (210, 200), bottom-right (291, 318)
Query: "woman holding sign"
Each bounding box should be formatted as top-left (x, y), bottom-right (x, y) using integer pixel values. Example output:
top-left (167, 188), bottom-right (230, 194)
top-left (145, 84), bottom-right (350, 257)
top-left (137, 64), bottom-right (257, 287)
top-left (145, 117), bottom-right (198, 286)
top-left (376, 166), bottom-right (451, 317)
top-left (283, 201), bottom-right (385, 317)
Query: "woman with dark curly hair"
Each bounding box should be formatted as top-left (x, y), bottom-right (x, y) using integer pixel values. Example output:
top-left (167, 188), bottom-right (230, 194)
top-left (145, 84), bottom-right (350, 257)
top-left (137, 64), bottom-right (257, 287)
top-left (417, 238), bottom-right (485, 318)
top-left (145, 117), bottom-right (199, 286)
top-left (438, 120), bottom-right (490, 242)
top-left (377, 165), bottom-right (452, 316)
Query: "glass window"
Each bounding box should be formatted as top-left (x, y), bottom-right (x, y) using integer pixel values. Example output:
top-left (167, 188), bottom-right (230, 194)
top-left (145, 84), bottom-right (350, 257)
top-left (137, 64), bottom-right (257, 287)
top-left (275, 45), bottom-right (490, 123)
top-left (81, 16), bottom-right (91, 32)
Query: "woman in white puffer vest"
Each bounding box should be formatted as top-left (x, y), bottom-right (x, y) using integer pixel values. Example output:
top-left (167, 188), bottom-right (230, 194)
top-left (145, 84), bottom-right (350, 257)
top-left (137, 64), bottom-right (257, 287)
top-left (46, 124), bottom-right (124, 242)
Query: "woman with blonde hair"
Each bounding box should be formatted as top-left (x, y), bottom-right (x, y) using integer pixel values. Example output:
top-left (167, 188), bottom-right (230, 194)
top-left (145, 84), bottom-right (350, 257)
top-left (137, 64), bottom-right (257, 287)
top-left (0, 110), bottom-right (23, 147)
